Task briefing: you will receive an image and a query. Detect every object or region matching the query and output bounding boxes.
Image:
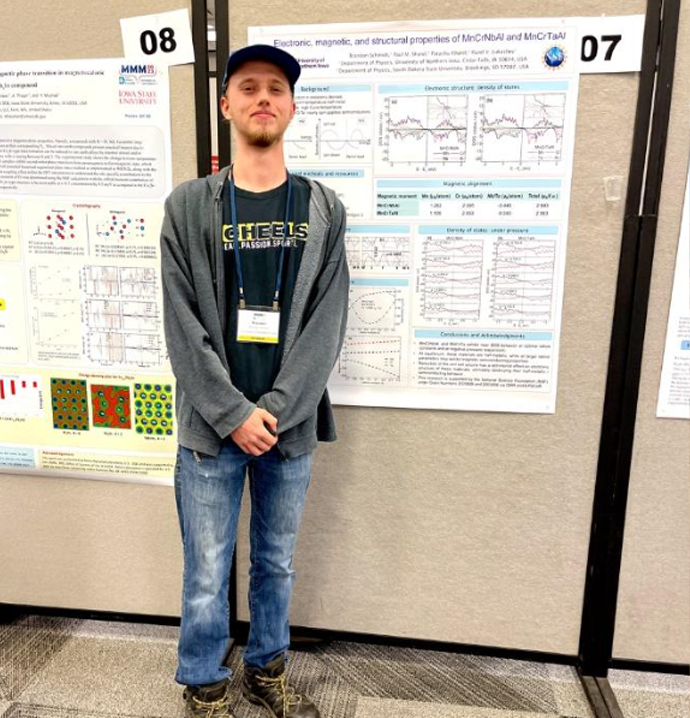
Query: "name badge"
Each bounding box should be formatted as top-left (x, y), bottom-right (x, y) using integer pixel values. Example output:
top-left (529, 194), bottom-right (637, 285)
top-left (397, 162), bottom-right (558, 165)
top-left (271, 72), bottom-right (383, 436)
top-left (237, 306), bottom-right (280, 344)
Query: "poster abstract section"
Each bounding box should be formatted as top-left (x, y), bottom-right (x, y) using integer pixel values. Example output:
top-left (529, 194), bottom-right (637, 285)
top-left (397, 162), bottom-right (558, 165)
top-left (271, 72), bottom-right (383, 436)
top-left (250, 18), bottom-right (580, 413)
top-left (0, 59), bottom-right (176, 480)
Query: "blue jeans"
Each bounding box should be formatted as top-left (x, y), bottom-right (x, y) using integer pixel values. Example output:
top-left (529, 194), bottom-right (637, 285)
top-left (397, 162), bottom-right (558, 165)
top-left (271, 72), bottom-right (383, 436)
top-left (174, 441), bottom-right (312, 687)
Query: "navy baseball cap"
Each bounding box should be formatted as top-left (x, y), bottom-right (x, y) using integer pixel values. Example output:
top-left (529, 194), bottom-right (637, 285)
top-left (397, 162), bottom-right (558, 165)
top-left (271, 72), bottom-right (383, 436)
top-left (221, 44), bottom-right (301, 93)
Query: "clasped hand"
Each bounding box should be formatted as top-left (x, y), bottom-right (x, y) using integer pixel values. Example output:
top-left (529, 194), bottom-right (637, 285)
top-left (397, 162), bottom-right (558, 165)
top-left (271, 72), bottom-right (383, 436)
top-left (230, 407), bottom-right (278, 456)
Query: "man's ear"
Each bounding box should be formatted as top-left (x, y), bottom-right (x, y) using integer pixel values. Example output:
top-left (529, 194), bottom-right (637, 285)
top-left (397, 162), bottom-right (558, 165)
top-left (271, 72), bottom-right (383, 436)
top-left (220, 95), bottom-right (232, 121)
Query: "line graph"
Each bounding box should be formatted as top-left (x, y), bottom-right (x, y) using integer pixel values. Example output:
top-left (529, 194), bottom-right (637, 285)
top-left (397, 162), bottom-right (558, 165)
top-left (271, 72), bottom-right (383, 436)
top-left (124, 333), bottom-right (162, 365)
top-left (380, 94), bottom-right (469, 168)
top-left (479, 93), bottom-right (566, 166)
top-left (120, 267), bottom-right (157, 297)
top-left (335, 336), bottom-right (402, 385)
top-left (285, 114), bottom-right (372, 163)
top-left (84, 294), bottom-right (161, 367)
top-left (31, 300), bottom-right (81, 350)
top-left (121, 301), bottom-right (159, 331)
top-left (321, 117), bottom-right (371, 161)
top-left (490, 238), bottom-right (556, 323)
top-left (418, 237), bottom-right (483, 323)
top-left (347, 286), bottom-right (405, 332)
top-left (87, 331), bottom-right (126, 364)
top-left (83, 266), bottom-right (119, 296)
top-left (284, 115), bottom-right (318, 162)
top-left (345, 234), bottom-right (411, 271)
top-left (82, 266), bottom-right (157, 298)
top-left (85, 300), bottom-right (122, 330)
top-left (29, 264), bottom-right (79, 299)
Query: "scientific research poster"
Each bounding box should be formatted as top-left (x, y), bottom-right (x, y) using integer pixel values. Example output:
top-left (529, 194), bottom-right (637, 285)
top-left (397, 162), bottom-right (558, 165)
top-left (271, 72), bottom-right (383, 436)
top-left (250, 18), bottom-right (580, 413)
top-left (0, 58), bottom-right (176, 481)
top-left (657, 169), bottom-right (690, 419)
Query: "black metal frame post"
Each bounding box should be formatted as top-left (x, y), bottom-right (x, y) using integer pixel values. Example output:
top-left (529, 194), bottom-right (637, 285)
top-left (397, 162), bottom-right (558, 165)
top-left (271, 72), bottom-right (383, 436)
top-left (578, 0), bottom-right (682, 714)
top-left (211, 0), bottom-right (239, 660)
top-left (191, 0), bottom-right (212, 178)
top-left (215, 0), bottom-right (232, 170)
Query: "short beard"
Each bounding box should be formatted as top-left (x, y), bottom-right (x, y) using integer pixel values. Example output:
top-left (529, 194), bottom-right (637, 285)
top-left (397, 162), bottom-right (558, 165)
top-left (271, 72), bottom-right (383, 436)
top-left (246, 128), bottom-right (281, 148)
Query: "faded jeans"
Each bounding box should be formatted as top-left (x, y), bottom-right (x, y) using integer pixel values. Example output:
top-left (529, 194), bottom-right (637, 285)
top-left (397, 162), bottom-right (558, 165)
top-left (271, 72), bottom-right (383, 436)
top-left (173, 441), bottom-right (312, 687)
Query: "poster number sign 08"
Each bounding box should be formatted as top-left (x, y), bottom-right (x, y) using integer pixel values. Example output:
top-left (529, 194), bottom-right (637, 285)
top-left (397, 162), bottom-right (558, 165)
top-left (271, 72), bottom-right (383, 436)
top-left (120, 9), bottom-right (195, 66)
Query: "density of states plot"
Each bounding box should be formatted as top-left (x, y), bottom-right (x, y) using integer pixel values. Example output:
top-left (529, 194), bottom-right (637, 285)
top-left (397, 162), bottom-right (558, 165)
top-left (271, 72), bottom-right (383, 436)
top-left (85, 299), bottom-right (123, 331)
top-left (50, 378), bottom-right (89, 431)
top-left (379, 94), bottom-right (469, 170)
top-left (120, 301), bottom-right (159, 332)
top-left (346, 285), bottom-right (405, 333)
top-left (82, 266), bottom-right (157, 299)
top-left (0, 374), bottom-right (43, 417)
top-left (83, 299), bottom-right (161, 366)
top-left (418, 236), bottom-right (484, 324)
top-left (86, 331), bottom-right (126, 365)
top-left (82, 266), bottom-right (120, 297)
top-left (490, 237), bottom-right (556, 324)
top-left (335, 336), bottom-right (403, 385)
top-left (90, 384), bottom-right (132, 429)
top-left (124, 334), bottom-right (162, 367)
top-left (478, 93), bottom-right (566, 167)
top-left (133, 383), bottom-right (173, 436)
top-left (119, 267), bottom-right (157, 298)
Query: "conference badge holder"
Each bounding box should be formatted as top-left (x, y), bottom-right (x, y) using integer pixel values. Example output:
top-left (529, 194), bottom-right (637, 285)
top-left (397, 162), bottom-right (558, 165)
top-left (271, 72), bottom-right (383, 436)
top-left (237, 304), bottom-right (281, 344)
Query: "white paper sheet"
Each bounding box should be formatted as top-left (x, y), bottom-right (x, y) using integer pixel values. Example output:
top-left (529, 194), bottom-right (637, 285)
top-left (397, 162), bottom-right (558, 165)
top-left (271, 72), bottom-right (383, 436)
top-left (0, 59), bottom-right (176, 481)
top-left (657, 168), bottom-right (690, 419)
top-left (250, 18), bottom-right (580, 413)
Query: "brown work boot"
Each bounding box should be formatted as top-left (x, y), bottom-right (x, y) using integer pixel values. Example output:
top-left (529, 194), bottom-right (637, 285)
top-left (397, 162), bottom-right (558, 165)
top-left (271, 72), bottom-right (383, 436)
top-left (183, 679), bottom-right (235, 717)
top-left (243, 655), bottom-right (319, 717)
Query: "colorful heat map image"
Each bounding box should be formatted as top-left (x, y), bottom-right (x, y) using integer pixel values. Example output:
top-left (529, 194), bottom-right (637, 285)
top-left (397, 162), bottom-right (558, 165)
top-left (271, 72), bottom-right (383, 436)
top-left (133, 382), bottom-right (174, 436)
top-left (91, 384), bottom-right (132, 429)
top-left (51, 378), bottom-right (89, 431)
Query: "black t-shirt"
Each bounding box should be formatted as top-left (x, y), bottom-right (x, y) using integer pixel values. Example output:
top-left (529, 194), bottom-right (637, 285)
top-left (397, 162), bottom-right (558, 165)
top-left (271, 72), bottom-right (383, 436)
top-left (222, 175), bottom-right (311, 403)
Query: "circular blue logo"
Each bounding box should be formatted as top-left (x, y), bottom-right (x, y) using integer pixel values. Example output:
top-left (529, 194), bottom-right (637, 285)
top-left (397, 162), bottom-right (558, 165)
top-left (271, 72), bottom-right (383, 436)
top-left (544, 46), bottom-right (565, 68)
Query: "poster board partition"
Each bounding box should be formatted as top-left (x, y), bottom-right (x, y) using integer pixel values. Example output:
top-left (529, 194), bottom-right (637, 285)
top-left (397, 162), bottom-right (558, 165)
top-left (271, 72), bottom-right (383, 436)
top-left (226, 0), bottom-right (652, 660)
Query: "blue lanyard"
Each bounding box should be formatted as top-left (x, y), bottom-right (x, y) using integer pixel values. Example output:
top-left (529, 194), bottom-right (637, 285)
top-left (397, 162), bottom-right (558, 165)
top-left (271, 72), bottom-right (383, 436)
top-left (229, 168), bottom-right (292, 310)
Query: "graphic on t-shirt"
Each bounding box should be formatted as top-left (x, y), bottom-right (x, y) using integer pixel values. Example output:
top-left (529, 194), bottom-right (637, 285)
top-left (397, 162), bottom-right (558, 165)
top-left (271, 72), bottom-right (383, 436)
top-left (221, 220), bottom-right (309, 250)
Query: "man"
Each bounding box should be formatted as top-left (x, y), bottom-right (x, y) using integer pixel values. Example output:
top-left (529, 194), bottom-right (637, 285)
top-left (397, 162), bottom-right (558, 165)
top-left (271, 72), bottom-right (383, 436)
top-left (160, 44), bottom-right (349, 718)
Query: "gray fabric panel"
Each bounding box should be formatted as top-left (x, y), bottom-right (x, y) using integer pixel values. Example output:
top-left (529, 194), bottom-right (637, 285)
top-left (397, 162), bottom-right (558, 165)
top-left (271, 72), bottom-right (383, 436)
top-left (234, 0), bottom-right (646, 655)
top-left (612, 1), bottom-right (690, 665)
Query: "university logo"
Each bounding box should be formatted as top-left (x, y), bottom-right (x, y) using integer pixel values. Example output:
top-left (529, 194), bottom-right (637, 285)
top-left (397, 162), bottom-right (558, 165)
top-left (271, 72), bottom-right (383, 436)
top-left (119, 64), bottom-right (158, 86)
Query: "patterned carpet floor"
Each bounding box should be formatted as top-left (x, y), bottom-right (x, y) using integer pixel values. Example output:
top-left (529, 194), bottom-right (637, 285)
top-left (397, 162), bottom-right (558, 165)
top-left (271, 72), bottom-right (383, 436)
top-left (0, 613), bottom-right (687, 717)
